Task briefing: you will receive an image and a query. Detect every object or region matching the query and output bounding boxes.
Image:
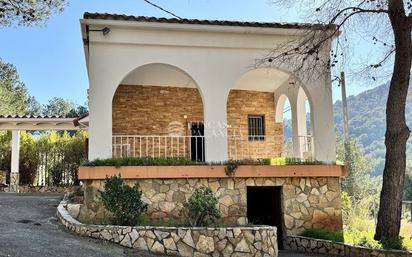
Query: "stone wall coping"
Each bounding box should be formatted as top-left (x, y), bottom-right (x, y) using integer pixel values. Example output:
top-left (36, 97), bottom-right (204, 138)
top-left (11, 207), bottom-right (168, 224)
top-left (286, 235), bottom-right (412, 257)
top-left (79, 164), bottom-right (347, 180)
top-left (57, 197), bottom-right (279, 257)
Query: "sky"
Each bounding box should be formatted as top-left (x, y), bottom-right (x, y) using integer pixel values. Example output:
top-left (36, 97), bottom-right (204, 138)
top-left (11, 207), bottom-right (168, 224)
top-left (0, 0), bottom-right (384, 106)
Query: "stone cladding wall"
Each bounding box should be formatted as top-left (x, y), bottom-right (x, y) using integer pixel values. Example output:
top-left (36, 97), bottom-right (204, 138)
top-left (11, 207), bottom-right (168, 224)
top-left (58, 198), bottom-right (278, 257)
top-left (285, 236), bottom-right (412, 257)
top-left (82, 176), bottom-right (342, 236)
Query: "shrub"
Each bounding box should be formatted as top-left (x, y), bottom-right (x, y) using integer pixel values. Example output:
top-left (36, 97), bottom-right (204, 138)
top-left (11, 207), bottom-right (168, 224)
top-left (381, 237), bottom-right (406, 250)
top-left (184, 187), bottom-right (220, 226)
top-left (302, 228), bottom-right (344, 242)
top-left (101, 175), bottom-right (148, 226)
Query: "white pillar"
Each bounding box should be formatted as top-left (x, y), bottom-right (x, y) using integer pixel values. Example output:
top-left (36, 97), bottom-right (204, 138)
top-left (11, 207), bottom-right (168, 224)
top-left (308, 81), bottom-right (336, 163)
top-left (296, 87), bottom-right (308, 158)
top-left (202, 90), bottom-right (228, 162)
top-left (10, 130), bottom-right (20, 192)
top-left (88, 88), bottom-right (113, 161)
top-left (290, 95), bottom-right (301, 158)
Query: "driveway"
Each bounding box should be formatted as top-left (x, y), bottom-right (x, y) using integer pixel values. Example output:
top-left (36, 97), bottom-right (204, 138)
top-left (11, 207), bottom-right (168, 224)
top-left (0, 193), bottom-right (164, 257)
top-left (0, 193), bottom-right (319, 257)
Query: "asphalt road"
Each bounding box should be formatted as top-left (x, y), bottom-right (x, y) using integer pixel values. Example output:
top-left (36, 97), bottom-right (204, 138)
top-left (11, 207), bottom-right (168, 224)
top-left (0, 193), bottom-right (320, 257)
top-left (0, 193), bottom-right (164, 257)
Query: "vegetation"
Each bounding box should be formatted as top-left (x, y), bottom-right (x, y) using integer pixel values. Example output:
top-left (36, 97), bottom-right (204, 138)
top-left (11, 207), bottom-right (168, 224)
top-left (101, 175), bottom-right (148, 226)
top-left (302, 228), bottom-right (344, 242)
top-left (83, 157), bottom-right (200, 167)
top-left (83, 156), bottom-right (324, 167)
top-left (272, 0), bottom-right (411, 241)
top-left (0, 58), bottom-right (87, 117)
top-left (184, 187), bottom-right (220, 227)
top-left (0, 0), bottom-right (66, 27)
top-left (0, 130), bottom-right (87, 185)
top-left (334, 81), bottom-right (412, 176)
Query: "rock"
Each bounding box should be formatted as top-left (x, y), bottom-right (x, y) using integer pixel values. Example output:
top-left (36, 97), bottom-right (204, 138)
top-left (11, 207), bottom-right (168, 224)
top-left (311, 188), bottom-right (320, 195)
top-left (159, 202), bottom-right (175, 213)
top-left (130, 229), bottom-right (139, 243)
top-left (222, 243), bottom-right (233, 257)
top-left (154, 230), bottom-right (169, 240)
top-left (284, 215), bottom-right (294, 229)
top-left (133, 238), bottom-right (148, 250)
top-left (120, 234), bottom-right (132, 247)
top-left (151, 193), bottom-right (166, 202)
top-left (219, 195), bottom-right (233, 207)
top-left (177, 240), bottom-right (194, 257)
top-left (163, 237), bottom-right (177, 250)
top-left (235, 238), bottom-right (250, 252)
top-left (196, 235), bottom-right (214, 253)
top-left (233, 228), bottom-right (241, 237)
top-left (296, 193), bottom-right (308, 203)
top-left (243, 230), bottom-right (254, 243)
top-left (320, 185), bottom-right (328, 194)
top-left (151, 241), bottom-right (165, 254)
top-left (100, 230), bottom-right (112, 241)
top-left (145, 230), bottom-right (156, 239)
top-left (216, 239), bottom-right (227, 251)
top-left (160, 184), bottom-right (169, 193)
top-left (67, 204), bottom-right (81, 219)
top-left (182, 231), bottom-right (195, 247)
top-left (172, 191), bottom-right (186, 202)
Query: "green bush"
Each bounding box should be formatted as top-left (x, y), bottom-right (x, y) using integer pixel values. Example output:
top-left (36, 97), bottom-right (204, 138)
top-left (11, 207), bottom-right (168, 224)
top-left (101, 175), bottom-right (148, 226)
top-left (184, 187), bottom-right (221, 226)
top-left (302, 228), bottom-right (344, 242)
top-left (381, 237), bottom-right (406, 250)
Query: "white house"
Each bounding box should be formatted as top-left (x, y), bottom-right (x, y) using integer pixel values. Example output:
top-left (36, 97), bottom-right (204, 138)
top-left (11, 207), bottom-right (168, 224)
top-left (80, 13), bottom-right (336, 163)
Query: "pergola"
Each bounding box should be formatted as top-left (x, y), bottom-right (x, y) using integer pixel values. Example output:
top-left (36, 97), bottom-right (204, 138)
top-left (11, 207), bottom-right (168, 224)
top-left (0, 115), bottom-right (88, 192)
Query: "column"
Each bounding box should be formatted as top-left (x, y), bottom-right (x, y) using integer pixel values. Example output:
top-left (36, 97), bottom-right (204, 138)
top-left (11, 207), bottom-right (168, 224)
top-left (308, 83), bottom-right (336, 163)
top-left (202, 90), bottom-right (229, 162)
top-left (88, 91), bottom-right (113, 160)
top-left (10, 130), bottom-right (20, 192)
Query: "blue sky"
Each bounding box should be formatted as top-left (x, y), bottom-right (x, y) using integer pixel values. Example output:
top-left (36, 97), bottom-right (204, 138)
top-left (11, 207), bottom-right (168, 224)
top-left (0, 0), bottom-right (382, 106)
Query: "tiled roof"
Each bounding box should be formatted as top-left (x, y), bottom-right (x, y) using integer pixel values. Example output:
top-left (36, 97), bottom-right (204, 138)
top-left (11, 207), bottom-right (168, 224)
top-left (0, 115), bottom-right (62, 119)
top-left (83, 12), bottom-right (335, 31)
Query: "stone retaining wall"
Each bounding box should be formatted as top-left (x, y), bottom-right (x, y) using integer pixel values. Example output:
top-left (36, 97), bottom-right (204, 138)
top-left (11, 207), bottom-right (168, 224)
top-left (82, 176), bottom-right (342, 235)
top-left (58, 199), bottom-right (278, 257)
top-left (285, 236), bottom-right (412, 257)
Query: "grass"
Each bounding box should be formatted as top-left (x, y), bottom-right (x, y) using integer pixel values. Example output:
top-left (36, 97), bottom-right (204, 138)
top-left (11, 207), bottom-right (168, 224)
top-left (302, 228), bottom-right (344, 242)
top-left (303, 218), bottom-right (412, 251)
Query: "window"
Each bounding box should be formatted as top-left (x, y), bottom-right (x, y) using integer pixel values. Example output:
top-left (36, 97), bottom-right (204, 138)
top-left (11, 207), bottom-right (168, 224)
top-left (248, 115), bottom-right (265, 140)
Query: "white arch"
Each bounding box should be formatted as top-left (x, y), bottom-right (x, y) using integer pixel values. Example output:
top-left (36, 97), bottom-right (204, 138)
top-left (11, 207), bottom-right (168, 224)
top-left (113, 63), bottom-right (206, 105)
top-left (275, 94), bottom-right (290, 123)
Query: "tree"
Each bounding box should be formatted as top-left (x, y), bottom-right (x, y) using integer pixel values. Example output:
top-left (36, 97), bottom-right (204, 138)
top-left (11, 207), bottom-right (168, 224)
top-left (26, 96), bottom-right (43, 116)
top-left (0, 58), bottom-right (29, 115)
top-left (0, 0), bottom-right (66, 27)
top-left (337, 139), bottom-right (380, 201)
top-left (43, 97), bottom-right (75, 117)
top-left (271, 0), bottom-right (411, 241)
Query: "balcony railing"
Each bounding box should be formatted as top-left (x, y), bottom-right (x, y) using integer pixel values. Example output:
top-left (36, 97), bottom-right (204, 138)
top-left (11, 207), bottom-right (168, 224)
top-left (112, 135), bottom-right (205, 161)
top-left (112, 134), bottom-right (313, 161)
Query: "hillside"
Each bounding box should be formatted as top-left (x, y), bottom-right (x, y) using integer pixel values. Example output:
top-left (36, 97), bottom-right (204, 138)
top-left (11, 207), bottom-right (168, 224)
top-left (334, 81), bottom-right (412, 175)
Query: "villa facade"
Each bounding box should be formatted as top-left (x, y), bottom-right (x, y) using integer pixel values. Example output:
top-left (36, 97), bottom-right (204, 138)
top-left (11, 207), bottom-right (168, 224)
top-left (79, 13), bottom-right (344, 251)
top-left (81, 13), bottom-right (336, 163)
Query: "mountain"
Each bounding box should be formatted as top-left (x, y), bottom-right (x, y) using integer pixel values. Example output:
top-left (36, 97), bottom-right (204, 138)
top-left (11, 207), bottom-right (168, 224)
top-left (334, 81), bottom-right (412, 175)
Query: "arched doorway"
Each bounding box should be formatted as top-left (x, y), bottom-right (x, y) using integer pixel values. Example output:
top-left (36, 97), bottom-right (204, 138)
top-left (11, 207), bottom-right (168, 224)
top-left (112, 63), bottom-right (205, 161)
